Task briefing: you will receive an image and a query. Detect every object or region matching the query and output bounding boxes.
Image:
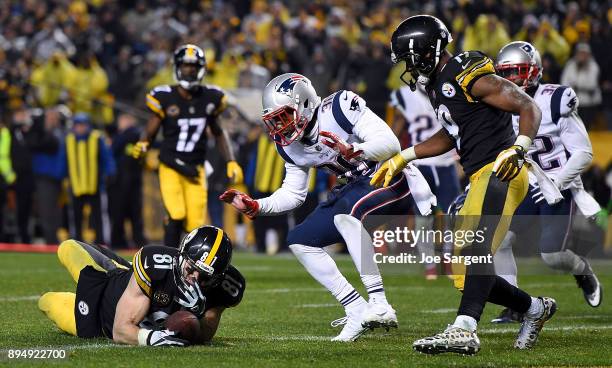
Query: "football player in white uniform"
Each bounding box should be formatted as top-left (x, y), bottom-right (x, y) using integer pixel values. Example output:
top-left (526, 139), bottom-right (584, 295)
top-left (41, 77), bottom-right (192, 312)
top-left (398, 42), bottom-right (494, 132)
top-left (492, 41), bottom-right (602, 323)
top-left (389, 85), bottom-right (460, 279)
top-left (221, 73), bottom-right (435, 341)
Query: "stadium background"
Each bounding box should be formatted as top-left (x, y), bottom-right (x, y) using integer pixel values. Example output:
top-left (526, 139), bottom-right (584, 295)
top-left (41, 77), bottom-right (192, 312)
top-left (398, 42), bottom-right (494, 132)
top-left (0, 0), bottom-right (611, 256)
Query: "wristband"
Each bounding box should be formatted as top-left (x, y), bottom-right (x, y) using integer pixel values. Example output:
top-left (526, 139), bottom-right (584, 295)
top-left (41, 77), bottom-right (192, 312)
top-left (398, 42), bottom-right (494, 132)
top-left (514, 135), bottom-right (532, 152)
top-left (399, 146), bottom-right (417, 163)
top-left (138, 328), bottom-right (151, 346)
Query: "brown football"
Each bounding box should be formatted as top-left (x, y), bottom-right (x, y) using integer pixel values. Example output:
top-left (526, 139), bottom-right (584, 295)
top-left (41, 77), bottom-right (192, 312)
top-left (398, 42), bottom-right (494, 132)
top-left (165, 310), bottom-right (202, 344)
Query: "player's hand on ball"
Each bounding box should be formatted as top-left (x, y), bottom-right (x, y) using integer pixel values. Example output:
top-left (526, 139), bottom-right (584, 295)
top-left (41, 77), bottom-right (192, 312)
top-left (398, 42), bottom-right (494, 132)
top-left (219, 189), bottom-right (259, 219)
top-left (143, 329), bottom-right (190, 347)
top-left (131, 141), bottom-right (149, 159)
top-left (226, 160), bottom-right (244, 185)
top-left (320, 131), bottom-right (364, 161)
top-left (370, 153), bottom-right (408, 188)
top-left (176, 281), bottom-right (206, 318)
top-left (492, 145), bottom-right (525, 182)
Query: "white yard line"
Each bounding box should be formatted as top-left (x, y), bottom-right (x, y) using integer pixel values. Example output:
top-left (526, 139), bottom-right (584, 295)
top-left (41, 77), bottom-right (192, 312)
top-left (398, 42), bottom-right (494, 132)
top-left (422, 308), bottom-right (456, 314)
top-left (480, 324), bottom-right (612, 334)
top-left (0, 295), bottom-right (40, 302)
top-left (297, 303), bottom-right (338, 308)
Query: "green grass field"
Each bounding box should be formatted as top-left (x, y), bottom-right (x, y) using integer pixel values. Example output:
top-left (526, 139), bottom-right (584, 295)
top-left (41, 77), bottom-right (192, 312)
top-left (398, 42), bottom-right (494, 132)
top-left (1, 251), bottom-right (611, 367)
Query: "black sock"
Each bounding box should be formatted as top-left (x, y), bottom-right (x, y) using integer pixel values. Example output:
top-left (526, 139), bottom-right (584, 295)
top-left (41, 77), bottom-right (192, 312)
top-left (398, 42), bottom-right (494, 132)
top-left (457, 274), bottom-right (496, 322)
top-left (487, 275), bottom-right (532, 314)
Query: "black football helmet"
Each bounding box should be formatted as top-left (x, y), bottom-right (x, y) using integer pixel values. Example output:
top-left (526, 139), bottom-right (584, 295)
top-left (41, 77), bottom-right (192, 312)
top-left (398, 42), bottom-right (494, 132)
top-left (173, 225), bottom-right (233, 291)
top-left (391, 15), bottom-right (453, 91)
top-left (173, 44), bottom-right (206, 91)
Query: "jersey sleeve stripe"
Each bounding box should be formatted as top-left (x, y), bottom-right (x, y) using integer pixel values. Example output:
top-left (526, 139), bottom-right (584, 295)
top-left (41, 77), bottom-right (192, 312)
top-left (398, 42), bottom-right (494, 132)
top-left (550, 86), bottom-right (568, 125)
top-left (204, 229), bottom-right (224, 265)
top-left (456, 58), bottom-right (495, 102)
top-left (146, 95), bottom-right (165, 118)
top-left (133, 250), bottom-right (152, 296)
top-left (275, 143), bottom-right (296, 165)
top-left (395, 89), bottom-right (406, 110)
top-left (332, 90), bottom-right (354, 134)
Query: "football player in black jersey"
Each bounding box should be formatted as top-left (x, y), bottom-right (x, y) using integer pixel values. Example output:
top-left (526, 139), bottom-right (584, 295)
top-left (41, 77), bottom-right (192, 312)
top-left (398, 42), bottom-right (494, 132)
top-left (132, 44), bottom-right (244, 247)
top-left (371, 15), bottom-right (556, 354)
top-left (38, 225), bottom-right (245, 346)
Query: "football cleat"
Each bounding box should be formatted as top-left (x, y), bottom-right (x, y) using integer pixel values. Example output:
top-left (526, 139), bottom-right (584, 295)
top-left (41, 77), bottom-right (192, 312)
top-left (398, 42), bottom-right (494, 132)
top-left (413, 325), bottom-right (480, 355)
top-left (491, 308), bottom-right (523, 324)
top-left (574, 259), bottom-right (602, 307)
top-left (361, 301), bottom-right (398, 331)
top-left (331, 303), bottom-right (370, 342)
top-left (514, 297), bottom-right (557, 349)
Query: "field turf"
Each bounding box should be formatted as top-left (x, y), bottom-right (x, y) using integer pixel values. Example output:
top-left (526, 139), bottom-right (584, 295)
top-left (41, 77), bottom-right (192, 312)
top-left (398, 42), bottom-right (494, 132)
top-left (1, 251), bottom-right (611, 367)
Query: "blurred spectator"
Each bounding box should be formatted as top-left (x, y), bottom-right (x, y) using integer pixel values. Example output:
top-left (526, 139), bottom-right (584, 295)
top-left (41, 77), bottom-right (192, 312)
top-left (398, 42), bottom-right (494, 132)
top-left (59, 113), bottom-right (116, 244)
top-left (30, 51), bottom-right (74, 107)
top-left (463, 14), bottom-right (510, 58)
top-left (29, 106), bottom-right (67, 244)
top-left (238, 52), bottom-right (270, 90)
top-left (109, 113), bottom-right (146, 248)
top-left (561, 43), bottom-right (602, 129)
top-left (0, 122), bottom-right (15, 241)
top-left (10, 108), bottom-right (35, 243)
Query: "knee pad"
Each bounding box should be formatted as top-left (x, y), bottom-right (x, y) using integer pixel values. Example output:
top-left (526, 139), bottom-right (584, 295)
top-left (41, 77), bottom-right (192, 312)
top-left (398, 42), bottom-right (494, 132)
top-left (333, 214), bottom-right (361, 234)
top-left (288, 243), bottom-right (311, 256)
top-left (540, 250), bottom-right (582, 272)
top-left (164, 219), bottom-right (184, 247)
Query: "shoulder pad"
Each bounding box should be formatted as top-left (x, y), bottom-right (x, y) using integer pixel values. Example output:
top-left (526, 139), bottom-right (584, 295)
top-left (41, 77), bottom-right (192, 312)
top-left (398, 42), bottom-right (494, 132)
top-left (329, 90), bottom-right (366, 134)
top-left (454, 52), bottom-right (496, 102)
top-left (146, 86), bottom-right (172, 118)
top-left (551, 86), bottom-right (578, 123)
top-left (132, 246), bottom-right (177, 297)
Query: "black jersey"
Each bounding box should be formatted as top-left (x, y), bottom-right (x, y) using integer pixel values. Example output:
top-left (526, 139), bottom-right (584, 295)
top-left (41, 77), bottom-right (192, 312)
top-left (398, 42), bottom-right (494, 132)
top-left (146, 84), bottom-right (227, 166)
top-left (75, 245), bottom-right (245, 339)
top-left (426, 51), bottom-right (515, 176)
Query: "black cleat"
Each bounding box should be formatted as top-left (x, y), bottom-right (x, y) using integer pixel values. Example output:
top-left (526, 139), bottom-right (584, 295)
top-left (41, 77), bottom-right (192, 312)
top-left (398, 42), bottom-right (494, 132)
top-left (491, 308), bottom-right (523, 324)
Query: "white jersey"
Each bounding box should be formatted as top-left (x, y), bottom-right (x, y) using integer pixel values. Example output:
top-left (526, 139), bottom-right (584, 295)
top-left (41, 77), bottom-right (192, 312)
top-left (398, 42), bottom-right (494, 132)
top-left (257, 90), bottom-right (401, 215)
top-left (389, 86), bottom-right (457, 167)
top-left (511, 83), bottom-right (592, 188)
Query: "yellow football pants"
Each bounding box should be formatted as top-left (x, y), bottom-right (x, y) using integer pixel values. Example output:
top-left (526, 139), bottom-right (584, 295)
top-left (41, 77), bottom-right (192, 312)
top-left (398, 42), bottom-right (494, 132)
top-left (158, 162), bottom-right (208, 232)
top-left (38, 240), bottom-right (128, 336)
top-left (450, 162), bottom-right (528, 290)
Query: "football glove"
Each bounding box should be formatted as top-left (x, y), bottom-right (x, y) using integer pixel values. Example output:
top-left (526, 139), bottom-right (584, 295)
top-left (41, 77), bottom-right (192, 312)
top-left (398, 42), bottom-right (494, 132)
top-left (492, 145), bottom-right (525, 182)
top-left (176, 281), bottom-right (206, 319)
top-left (138, 328), bottom-right (189, 347)
top-left (227, 160), bottom-right (244, 185)
top-left (320, 131), bottom-right (364, 161)
top-left (370, 153), bottom-right (408, 188)
top-left (219, 189), bottom-right (260, 219)
top-left (131, 141), bottom-right (149, 159)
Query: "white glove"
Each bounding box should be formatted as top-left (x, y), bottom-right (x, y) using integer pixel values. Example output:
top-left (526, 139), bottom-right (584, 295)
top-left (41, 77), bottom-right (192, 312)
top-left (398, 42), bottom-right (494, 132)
top-left (138, 328), bottom-right (189, 347)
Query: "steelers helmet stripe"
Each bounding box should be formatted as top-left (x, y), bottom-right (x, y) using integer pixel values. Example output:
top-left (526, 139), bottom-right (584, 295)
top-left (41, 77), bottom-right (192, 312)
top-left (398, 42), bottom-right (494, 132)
top-left (204, 229), bottom-right (224, 265)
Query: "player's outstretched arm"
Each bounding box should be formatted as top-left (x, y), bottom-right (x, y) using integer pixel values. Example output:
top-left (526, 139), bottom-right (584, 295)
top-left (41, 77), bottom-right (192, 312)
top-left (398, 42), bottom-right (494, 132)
top-left (199, 307), bottom-right (225, 344)
top-left (370, 129), bottom-right (454, 187)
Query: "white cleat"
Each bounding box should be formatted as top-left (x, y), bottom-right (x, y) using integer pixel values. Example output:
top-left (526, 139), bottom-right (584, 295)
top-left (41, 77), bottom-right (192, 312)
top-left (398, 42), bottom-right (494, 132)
top-left (413, 325), bottom-right (480, 355)
top-left (331, 304), bottom-right (370, 342)
top-left (361, 302), bottom-right (398, 330)
top-left (514, 296), bottom-right (557, 349)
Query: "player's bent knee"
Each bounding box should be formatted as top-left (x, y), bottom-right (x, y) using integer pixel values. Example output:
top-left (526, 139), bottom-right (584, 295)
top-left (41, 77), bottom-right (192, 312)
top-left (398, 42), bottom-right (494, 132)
top-left (333, 213), bottom-right (361, 231)
top-left (540, 250), bottom-right (580, 271)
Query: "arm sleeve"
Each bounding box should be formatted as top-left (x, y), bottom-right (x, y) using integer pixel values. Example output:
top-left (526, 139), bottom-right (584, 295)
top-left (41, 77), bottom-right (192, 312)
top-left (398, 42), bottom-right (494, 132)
top-left (256, 162), bottom-right (309, 215)
top-left (555, 112), bottom-right (593, 189)
top-left (351, 108), bottom-right (401, 161)
top-left (145, 86), bottom-right (169, 118)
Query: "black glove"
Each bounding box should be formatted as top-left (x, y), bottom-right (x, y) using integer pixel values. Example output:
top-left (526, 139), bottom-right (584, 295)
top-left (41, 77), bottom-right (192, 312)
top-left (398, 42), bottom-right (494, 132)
top-left (176, 281), bottom-right (206, 319)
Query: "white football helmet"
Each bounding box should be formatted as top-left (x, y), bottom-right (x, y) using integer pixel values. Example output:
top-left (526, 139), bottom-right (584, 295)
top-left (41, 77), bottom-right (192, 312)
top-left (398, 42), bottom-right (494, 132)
top-left (495, 41), bottom-right (542, 89)
top-left (261, 73), bottom-right (321, 146)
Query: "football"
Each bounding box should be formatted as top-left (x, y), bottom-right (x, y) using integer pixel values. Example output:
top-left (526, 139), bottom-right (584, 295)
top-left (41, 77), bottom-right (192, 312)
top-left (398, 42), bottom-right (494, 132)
top-left (165, 310), bottom-right (202, 344)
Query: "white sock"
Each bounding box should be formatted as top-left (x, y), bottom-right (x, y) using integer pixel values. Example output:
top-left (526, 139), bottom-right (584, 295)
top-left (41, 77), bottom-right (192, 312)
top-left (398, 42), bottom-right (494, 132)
top-left (494, 231), bottom-right (518, 287)
top-left (452, 315), bottom-right (477, 332)
top-left (526, 297), bottom-right (544, 319)
top-left (334, 214), bottom-right (388, 302)
top-left (289, 243), bottom-right (365, 310)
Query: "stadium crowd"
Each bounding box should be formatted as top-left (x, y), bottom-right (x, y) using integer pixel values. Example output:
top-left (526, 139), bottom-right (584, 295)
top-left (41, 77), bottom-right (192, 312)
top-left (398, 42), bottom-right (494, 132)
top-left (0, 0), bottom-right (610, 251)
